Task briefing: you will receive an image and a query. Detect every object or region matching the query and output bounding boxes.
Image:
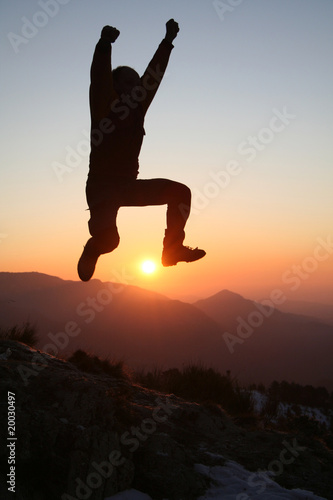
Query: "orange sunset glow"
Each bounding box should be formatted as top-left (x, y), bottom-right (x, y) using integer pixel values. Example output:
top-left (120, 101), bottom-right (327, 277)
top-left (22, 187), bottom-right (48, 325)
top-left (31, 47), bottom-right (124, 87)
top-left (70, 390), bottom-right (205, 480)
top-left (1, 1), bottom-right (332, 303)
top-left (1, 3), bottom-right (333, 498)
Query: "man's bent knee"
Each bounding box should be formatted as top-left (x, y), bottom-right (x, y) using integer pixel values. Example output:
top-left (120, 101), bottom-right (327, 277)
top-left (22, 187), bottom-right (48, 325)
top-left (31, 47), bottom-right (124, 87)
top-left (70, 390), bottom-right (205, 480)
top-left (102, 231), bottom-right (120, 254)
top-left (94, 230), bottom-right (120, 255)
top-left (172, 182), bottom-right (191, 203)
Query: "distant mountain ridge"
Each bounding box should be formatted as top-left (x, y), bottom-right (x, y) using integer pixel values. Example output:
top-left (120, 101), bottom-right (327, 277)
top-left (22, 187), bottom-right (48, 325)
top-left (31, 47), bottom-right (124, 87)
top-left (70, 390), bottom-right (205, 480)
top-left (0, 271), bottom-right (65, 294)
top-left (277, 298), bottom-right (333, 326)
top-left (1, 272), bottom-right (333, 389)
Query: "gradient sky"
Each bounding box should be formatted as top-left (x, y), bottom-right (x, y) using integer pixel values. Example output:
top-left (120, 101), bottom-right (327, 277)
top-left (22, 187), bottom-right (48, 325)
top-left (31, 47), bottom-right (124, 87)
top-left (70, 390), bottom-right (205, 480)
top-left (1, 0), bottom-right (332, 303)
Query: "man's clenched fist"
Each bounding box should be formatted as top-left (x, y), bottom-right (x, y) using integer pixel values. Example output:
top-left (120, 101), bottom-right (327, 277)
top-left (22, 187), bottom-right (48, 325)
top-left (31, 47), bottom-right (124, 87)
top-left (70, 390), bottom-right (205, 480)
top-left (165, 19), bottom-right (179, 43)
top-left (101, 25), bottom-right (120, 43)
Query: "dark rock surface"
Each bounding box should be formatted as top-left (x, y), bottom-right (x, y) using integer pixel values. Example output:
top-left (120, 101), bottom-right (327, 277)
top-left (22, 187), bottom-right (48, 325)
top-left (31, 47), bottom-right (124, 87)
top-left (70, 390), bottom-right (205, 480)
top-left (0, 340), bottom-right (332, 500)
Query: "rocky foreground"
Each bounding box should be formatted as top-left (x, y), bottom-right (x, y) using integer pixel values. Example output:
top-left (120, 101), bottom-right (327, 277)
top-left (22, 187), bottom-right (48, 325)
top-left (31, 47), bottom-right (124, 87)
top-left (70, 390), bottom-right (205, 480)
top-left (0, 340), bottom-right (332, 500)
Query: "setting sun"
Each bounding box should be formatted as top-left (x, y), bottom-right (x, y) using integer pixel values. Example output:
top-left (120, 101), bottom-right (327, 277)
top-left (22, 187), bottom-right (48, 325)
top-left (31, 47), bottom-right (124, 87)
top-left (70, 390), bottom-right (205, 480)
top-left (141, 260), bottom-right (156, 274)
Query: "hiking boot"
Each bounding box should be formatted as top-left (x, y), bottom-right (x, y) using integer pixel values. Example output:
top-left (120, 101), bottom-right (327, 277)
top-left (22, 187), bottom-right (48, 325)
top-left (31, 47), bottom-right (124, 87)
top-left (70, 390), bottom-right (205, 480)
top-left (162, 245), bottom-right (206, 267)
top-left (77, 244), bottom-right (99, 281)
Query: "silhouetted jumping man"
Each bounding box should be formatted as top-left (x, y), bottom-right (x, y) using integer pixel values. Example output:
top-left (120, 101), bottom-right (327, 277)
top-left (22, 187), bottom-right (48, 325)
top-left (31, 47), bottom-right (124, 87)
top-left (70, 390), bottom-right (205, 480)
top-left (78, 19), bottom-right (206, 281)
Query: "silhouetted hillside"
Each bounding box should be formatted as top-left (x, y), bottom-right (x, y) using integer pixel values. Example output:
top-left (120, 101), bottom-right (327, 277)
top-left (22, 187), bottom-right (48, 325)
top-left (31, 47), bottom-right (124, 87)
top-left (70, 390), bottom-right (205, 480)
top-left (277, 299), bottom-right (333, 326)
top-left (194, 290), bottom-right (333, 389)
top-left (1, 272), bottom-right (333, 390)
top-left (0, 272), bottom-right (223, 370)
top-left (194, 289), bottom-right (267, 328)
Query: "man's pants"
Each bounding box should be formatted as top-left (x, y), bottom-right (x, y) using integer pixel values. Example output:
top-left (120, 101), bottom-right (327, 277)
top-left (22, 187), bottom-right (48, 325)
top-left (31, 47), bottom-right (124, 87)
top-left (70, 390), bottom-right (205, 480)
top-left (86, 178), bottom-right (191, 254)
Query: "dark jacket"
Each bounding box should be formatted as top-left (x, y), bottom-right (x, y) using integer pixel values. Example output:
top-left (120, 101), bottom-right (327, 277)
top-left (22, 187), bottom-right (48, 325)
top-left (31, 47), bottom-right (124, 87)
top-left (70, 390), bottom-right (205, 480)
top-left (87, 37), bottom-right (173, 184)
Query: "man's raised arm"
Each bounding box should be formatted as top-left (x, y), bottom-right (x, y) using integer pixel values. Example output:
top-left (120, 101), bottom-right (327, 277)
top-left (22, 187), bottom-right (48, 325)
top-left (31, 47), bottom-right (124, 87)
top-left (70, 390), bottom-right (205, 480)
top-left (89, 26), bottom-right (120, 122)
top-left (141, 19), bottom-right (180, 115)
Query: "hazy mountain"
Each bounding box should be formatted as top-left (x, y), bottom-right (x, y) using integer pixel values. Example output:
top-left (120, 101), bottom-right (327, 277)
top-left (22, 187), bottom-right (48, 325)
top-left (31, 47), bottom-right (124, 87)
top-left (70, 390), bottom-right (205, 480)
top-left (0, 272), bottom-right (223, 369)
top-left (277, 299), bottom-right (333, 326)
top-left (194, 290), bottom-right (333, 389)
top-left (1, 272), bottom-right (333, 389)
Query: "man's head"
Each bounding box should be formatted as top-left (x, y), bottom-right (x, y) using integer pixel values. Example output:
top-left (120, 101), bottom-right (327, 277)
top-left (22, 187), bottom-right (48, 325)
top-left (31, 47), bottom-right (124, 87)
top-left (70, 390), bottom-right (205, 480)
top-left (112, 66), bottom-right (141, 95)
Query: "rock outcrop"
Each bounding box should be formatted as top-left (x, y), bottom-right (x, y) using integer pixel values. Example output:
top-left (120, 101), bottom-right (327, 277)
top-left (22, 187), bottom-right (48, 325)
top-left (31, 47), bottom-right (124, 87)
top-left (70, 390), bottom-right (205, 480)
top-left (0, 340), bottom-right (332, 500)
top-left (0, 340), bottom-right (220, 499)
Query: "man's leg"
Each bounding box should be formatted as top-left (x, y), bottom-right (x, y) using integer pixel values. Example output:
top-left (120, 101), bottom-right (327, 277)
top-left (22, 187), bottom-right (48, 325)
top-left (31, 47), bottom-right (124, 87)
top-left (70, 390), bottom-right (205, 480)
top-left (120, 178), bottom-right (189, 226)
top-left (78, 203), bottom-right (120, 282)
top-left (120, 178), bottom-right (205, 266)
